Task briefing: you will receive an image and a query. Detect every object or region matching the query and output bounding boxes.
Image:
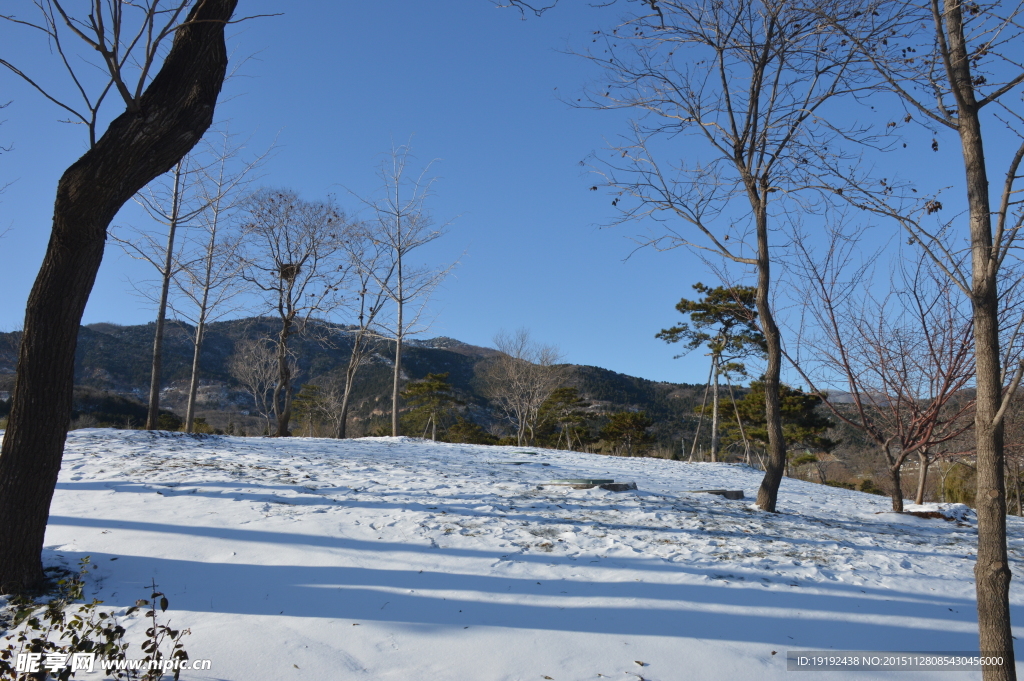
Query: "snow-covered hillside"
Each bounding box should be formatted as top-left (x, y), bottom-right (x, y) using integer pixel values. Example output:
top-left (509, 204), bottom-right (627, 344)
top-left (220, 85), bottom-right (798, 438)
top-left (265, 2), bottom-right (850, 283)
top-left (20, 430), bottom-right (1024, 679)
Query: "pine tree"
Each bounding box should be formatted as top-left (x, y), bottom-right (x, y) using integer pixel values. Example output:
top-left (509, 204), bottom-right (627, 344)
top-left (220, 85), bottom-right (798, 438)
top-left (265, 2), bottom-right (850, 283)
top-left (657, 283), bottom-right (765, 461)
top-left (600, 411), bottom-right (655, 457)
top-left (720, 380), bottom-right (837, 466)
top-left (446, 417), bottom-right (499, 445)
top-left (537, 387), bottom-right (592, 450)
top-left (400, 372), bottom-right (463, 441)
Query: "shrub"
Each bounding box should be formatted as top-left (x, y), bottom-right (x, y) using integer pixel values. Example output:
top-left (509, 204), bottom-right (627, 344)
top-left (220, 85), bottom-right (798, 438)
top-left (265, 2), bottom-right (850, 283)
top-left (157, 412), bottom-right (182, 432)
top-left (0, 559), bottom-right (191, 681)
top-left (942, 464), bottom-right (976, 507)
top-left (859, 478), bottom-right (886, 496)
top-left (824, 480), bottom-right (856, 490)
top-left (69, 415), bottom-right (99, 430)
top-left (446, 418), bottom-right (498, 445)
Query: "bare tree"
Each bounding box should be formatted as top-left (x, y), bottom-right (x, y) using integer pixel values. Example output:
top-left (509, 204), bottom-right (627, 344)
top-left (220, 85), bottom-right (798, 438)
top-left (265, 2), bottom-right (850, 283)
top-left (0, 99), bottom-right (11, 201)
top-left (353, 144), bottom-right (454, 437)
top-left (0, 0), bottom-right (238, 590)
top-left (480, 328), bottom-right (564, 446)
top-left (239, 189), bottom-right (351, 437)
top-left (787, 229), bottom-right (978, 513)
top-left (583, 0), bottom-right (880, 511)
top-left (229, 338), bottom-right (280, 436)
top-left (293, 372), bottom-right (350, 439)
top-left (330, 222), bottom-right (396, 438)
top-left (113, 155), bottom-right (206, 429)
top-left (170, 128), bottom-right (268, 432)
top-left (812, 2), bottom-right (1024, 670)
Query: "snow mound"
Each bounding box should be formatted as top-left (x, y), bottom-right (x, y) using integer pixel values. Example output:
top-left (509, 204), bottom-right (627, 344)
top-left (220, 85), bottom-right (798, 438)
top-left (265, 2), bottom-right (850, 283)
top-left (904, 503), bottom-right (975, 523)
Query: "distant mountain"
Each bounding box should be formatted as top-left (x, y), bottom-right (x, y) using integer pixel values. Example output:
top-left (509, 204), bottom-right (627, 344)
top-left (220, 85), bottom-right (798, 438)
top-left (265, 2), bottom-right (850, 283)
top-left (0, 318), bottom-right (710, 445)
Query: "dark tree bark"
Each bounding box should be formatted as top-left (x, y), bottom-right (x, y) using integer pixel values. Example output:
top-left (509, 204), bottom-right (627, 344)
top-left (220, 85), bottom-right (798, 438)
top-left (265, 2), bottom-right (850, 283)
top-left (0, 0), bottom-right (237, 592)
top-left (273, 318), bottom-right (295, 437)
top-left (752, 200), bottom-right (787, 512)
top-left (886, 448), bottom-right (908, 513)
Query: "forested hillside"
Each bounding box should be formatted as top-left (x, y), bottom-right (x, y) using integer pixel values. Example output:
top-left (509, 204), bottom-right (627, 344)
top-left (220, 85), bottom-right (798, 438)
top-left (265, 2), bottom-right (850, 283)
top-left (0, 318), bottom-right (708, 451)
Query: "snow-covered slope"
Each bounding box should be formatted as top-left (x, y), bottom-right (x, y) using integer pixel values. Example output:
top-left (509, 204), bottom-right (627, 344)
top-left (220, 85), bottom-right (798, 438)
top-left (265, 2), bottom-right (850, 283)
top-left (25, 430), bottom-right (1024, 679)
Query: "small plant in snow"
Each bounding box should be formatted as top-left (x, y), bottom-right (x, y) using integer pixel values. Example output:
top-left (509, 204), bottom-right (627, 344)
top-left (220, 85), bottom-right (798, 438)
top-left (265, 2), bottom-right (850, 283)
top-left (0, 559), bottom-right (190, 680)
top-left (136, 580), bottom-right (190, 680)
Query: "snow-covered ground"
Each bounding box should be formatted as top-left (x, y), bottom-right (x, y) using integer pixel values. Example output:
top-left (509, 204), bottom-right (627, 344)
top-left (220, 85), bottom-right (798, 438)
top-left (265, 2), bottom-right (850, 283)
top-left (18, 429), bottom-right (1024, 679)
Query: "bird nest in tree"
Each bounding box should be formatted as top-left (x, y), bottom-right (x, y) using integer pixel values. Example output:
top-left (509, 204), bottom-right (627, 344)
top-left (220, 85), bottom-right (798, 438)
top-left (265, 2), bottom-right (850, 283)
top-left (278, 263), bottom-right (301, 282)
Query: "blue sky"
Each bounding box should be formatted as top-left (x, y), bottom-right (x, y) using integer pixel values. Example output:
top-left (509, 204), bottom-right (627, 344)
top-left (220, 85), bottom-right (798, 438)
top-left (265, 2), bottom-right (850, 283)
top-left (0, 0), bottom-right (995, 386)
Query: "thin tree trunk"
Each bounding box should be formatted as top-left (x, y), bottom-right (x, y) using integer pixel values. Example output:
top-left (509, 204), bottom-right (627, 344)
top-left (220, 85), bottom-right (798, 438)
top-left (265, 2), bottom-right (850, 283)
top-left (752, 205), bottom-right (787, 512)
top-left (915, 450), bottom-right (931, 506)
top-left (391, 240), bottom-right (405, 437)
top-left (710, 353), bottom-right (720, 463)
top-left (185, 193), bottom-right (223, 434)
top-left (1011, 458), bottom-right (1019, 518)
top-left (273, 319), bottom-right (293, 437)
top-left (392, 333), bottom-right (402, 437)
top-left (146, 160), bottom-right (185, 430)
top-left (939, 462), bottom-right (953, 503)
top-left (0, 0), bottom-right (235, 591)
top-left (336, 332), bottom-right (366, 439)
top-left (690, 360), bottom-right (715, 461)
top-left (725, 374), bottom-right (751, 466)
top-left (184, 319), bottom-right (205, 433)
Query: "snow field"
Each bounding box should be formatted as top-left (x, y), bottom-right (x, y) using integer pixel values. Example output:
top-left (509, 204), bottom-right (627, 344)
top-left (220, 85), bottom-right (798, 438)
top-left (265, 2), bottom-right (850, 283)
top-left (22, 429), bottom-right (1024, 679)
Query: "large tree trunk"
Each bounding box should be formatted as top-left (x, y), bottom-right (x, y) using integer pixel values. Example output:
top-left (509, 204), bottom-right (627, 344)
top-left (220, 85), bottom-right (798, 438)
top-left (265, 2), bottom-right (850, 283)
top-left (0, 0), bottom-right (236, 592)
top-left (943, 2), bottom-right (1015, 675)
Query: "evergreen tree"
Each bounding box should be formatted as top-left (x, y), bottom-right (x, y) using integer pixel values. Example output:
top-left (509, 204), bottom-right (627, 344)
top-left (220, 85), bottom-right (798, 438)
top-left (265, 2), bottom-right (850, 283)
top-left (537, 387), bottom-right (592, 450)
top-left (446, 417), bottom-right (499, 445)
top-left (720, 380), bottom-right (837, 462)
top-left (600, 411), bottom-right (655, 456)
top-left (292, 383), bottom-right (329, 437)
top-left (657, 283), bottom-right (765, 461)
top-left (400, 372), bottom-right (463, 441)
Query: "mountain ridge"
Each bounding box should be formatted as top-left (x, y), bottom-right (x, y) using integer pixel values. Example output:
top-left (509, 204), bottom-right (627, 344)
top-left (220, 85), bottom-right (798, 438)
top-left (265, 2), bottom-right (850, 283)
top-left (0, 318), bottom-right (709, 445)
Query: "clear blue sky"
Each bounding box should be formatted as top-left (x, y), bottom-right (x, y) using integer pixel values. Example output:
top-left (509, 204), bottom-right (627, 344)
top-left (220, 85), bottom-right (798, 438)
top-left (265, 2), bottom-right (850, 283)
top-left (0, 0), bottom-right (990, 385)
